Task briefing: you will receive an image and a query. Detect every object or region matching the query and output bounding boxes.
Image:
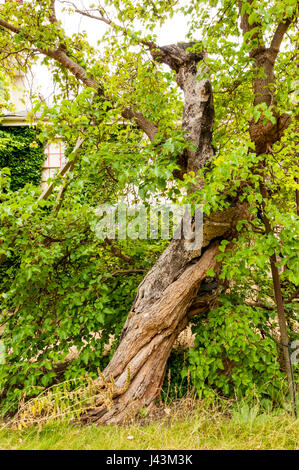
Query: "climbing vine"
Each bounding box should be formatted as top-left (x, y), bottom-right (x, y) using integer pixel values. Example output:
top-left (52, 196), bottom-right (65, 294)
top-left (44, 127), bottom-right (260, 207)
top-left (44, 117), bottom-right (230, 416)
top-left (0, 126), bottom-right (44, 191)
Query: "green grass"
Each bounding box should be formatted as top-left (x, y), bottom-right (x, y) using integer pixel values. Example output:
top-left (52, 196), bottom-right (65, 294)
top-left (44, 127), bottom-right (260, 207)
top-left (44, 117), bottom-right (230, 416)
top-left (0, 400), bottom-right (298, 450)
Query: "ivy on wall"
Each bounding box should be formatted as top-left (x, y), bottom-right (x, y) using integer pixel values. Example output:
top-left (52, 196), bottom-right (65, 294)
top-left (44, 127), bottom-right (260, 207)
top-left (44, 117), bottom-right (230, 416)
top-left (0, 126), bottom-right (45, 191)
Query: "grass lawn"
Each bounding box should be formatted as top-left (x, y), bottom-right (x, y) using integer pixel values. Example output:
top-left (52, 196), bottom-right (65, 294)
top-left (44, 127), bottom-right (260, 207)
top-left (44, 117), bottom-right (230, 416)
top-left (0, 400), bottom-right (298, 450)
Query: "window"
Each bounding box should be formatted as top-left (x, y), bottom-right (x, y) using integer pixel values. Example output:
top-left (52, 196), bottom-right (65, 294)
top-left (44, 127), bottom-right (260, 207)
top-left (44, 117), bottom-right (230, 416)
top-left (42, 140), bottom-right (66, 188)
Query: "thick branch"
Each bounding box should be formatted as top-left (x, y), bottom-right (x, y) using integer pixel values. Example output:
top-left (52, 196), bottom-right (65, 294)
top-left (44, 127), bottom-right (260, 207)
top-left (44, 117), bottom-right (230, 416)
top-left (59, 1), bottom-right (157, 50)
top-left (104, 242), bottom-right (220, 383)
top-left (103, 239), bottom-right (136, 265)
top-left (151, 43), bottom-right (203, 74)
top-left (49, 0), bottom-right (57, 23)
top-left (270, 17), bottom-right (294, 57)
top-left (237, 3), bottom-right (295, 152)
top-left (151, 43), bottom-right (214, 174)
top-left (121, 108), bottom-right (158, 142)
top-left (238, 0), bottom-right (264, 56)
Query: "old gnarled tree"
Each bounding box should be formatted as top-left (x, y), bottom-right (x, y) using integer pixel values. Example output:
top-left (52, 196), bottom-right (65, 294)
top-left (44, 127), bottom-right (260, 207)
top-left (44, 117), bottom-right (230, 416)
top-left (0, 0), bottom-right (297, 423)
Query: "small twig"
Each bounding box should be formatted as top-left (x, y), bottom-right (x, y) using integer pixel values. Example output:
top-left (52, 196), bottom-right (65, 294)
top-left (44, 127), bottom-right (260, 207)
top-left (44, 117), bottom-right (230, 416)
top-left (285, 287), bottom-right (299, 304)
top-left (244, 300), bottom-right (275, 310)
top-left (100, 269), bottom-right (145, 284)
top-left (103, 238), bottom-right (135, 264)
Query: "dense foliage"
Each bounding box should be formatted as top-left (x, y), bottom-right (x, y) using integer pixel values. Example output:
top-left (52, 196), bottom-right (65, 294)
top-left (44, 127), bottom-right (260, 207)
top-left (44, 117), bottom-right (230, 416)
top-left (0, 0), bottom-right (298, 415)
top-left (0, 126), bottom-right (44, 191)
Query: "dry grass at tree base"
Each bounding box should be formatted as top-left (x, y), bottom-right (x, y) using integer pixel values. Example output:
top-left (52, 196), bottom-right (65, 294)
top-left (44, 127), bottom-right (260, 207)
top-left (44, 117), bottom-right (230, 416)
top-left (0, 398), bottom-right (298, 450)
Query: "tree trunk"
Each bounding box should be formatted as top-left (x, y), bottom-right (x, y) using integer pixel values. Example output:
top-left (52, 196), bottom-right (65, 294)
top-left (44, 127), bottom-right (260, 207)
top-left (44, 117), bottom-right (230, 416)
top-left (83, 241), bottom-right (219, 424)
top-left (82, 46), bottom-right (246, 424)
